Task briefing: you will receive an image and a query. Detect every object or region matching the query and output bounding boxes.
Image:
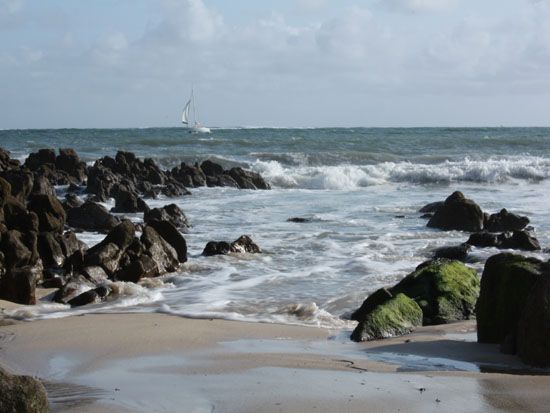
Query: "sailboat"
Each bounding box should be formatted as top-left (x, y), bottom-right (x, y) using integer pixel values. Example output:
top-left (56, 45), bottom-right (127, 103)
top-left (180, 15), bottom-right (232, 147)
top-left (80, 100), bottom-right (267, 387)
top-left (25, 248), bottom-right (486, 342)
top-left (181, 89), bottom-right (211, 133)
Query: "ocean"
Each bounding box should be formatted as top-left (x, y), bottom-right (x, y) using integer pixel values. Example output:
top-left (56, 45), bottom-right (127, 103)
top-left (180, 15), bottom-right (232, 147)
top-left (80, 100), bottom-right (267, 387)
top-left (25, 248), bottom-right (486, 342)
top-left (2, 127), bottom-right (550, 327)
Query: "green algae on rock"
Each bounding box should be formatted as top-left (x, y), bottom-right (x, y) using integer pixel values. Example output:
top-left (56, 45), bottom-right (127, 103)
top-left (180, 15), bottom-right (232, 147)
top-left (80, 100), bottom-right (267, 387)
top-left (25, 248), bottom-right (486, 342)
top-left (0, 366), bottom-right (49, 413)
top-left (351, 293), bottom-right (423, 342)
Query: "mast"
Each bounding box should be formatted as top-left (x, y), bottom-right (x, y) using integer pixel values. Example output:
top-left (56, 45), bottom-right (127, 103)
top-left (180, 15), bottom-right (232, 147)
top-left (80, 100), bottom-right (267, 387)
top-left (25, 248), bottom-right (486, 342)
top-left (192, 87), bottom-right (199, 126)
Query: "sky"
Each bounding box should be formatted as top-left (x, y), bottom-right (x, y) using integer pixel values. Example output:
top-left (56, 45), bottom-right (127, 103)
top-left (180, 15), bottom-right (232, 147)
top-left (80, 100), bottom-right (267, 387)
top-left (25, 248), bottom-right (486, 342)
top-left (1, 0), bottom-right (550, 128)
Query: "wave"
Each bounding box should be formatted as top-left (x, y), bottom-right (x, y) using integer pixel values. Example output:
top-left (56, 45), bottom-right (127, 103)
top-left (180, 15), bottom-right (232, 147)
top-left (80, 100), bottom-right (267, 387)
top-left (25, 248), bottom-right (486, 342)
top-left (252, 156), bottom-right (550, 189)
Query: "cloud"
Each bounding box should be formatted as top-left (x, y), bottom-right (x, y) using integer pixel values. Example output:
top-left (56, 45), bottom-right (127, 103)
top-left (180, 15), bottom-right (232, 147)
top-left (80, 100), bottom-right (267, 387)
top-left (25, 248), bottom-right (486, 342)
top-left (380, 0), bottom-right (459, 13)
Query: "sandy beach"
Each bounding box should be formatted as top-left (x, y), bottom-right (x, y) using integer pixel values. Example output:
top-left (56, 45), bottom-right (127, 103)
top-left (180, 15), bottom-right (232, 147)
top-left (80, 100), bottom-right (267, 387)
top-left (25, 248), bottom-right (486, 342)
top-left (1, 311), bottom-right (549, 413)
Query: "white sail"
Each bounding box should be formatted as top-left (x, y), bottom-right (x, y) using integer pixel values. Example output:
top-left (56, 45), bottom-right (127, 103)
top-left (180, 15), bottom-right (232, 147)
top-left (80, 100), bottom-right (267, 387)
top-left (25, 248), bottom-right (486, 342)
top-left (181, 99), bottom-right (191, 124)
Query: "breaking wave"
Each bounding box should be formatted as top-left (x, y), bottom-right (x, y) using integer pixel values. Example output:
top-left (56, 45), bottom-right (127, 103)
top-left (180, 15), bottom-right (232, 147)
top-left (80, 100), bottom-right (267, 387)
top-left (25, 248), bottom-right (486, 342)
top-left (252, 156), bottom-right (550, 189)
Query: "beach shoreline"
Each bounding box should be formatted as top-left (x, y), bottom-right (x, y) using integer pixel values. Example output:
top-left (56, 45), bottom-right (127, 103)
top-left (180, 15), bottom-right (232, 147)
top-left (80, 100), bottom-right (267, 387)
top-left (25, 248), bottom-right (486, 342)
top-left (2, 312), bottom-right (550, 413)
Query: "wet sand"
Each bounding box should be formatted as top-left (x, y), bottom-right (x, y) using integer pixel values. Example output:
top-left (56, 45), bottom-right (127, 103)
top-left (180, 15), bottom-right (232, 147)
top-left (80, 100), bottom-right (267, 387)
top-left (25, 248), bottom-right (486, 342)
top-left (1, 313), bottom-right (550, 412)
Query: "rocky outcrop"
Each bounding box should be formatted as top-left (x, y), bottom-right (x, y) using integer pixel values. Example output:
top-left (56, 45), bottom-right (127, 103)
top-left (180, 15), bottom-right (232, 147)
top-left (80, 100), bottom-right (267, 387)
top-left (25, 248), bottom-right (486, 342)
top-left (144, 204), bottom-right (189, 229)
top-left (484, 208), bottom-right (529, 232)
top-left (427, 191), bottom-right (484, 232)
top-left (24, 148), bottom-right (87, 185)
top-left (467, 230), bottom-right (540, 251)
top-left (351, 259), bottom-right (480, 342)
top-left (27, 194), bottom-right (66, 233)
top-left (66, 201), bottom-right (121, 232)
top-left (433, 243), bottom-right (471, 261)
top-left (0, 366), bottom-right (50, 413)
top-left (202, 235), bottom-right (261, 256)
top-left (476, 253), bottom-right (544, 345)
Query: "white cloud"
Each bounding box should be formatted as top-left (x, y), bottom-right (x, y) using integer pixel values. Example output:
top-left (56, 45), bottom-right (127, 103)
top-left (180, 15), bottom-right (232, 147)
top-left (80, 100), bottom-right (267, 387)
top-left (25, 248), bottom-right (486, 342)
top-left (380, 0), bottom-right (459, 13)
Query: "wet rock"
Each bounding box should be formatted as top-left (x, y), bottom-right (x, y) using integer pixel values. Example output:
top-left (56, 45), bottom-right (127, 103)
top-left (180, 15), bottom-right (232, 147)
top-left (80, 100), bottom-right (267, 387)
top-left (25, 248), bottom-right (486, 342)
top-left (144, 204), bottom-right (189, 229)
top-left (86, 163), bottom-right (119, 201)
top-left (67, 201), bottom-right (120, 232)
top-left (171, 162), bottom-right (206, 187)
top-left (68, 285), bottom-right (111, 307)
top-left (30, 174), bottom-right (55, 196)
top-left (53, 274), bottom-right (95, 304)
top-left (37, 232), bottom-right (65, 268)
top-left (351, 287), bottom-right (393, 322)
top-left (56, 148), bottom-right (87, 183)
top-left (287, 217), bottom-right (313, 223)
top-left (476, 253), bottom-right (543, 344)
top-left (27, 194), bottom-right (66, 233)
top-left (202, 241), bottom-right (232, 256)
top-left (351, 293), bottom-right (423, 342)
top-left (0, 266), bottom-right (42, 305)
top-left (467, 231), bottom-right (499, 248)
top-left (427, 191), bottom-right (484, 232)
top-left (83, 242), bottom-right (122, 276)
top-left (228, 167), bottom-right (270, 190)
top-left (433, 243), bottom-right (471, 261)
top-left (467, 230), bottom-right (540, 251)
top-left (3, 197), bottom-right (39, 233)
top-left (1, 230), bottom-right (35, 269)
top-left (484, 209), bottom-right (529, 232)
top-left (147, 220), bottom-right (187, 263)
top-left (0, 169), bottom-right (34, 202)
top-left (80, 266), bottom-right (108, 284)
top-left (111, 187), bottom-right (149, 213)
top-left (419, 201), bottom-right (444, 214)
top-left (24, 148), bottom-right (56, 171)
top-left (114, 255), bottom-right (158, 283)
top-left (200, 159), bottom-right (225, 177)
top-left (230, 235), bottom-right (261, 253)
top-left (141, 226), bottom-right (179, 273)
top-left (517, 275), bottom-right (550, 366)
top-left (0, 365), bottom-right (50, 413)
top-left (99, 219), bottom-right (136, 250)
top-left (63, 193), bottom-right (84, 211)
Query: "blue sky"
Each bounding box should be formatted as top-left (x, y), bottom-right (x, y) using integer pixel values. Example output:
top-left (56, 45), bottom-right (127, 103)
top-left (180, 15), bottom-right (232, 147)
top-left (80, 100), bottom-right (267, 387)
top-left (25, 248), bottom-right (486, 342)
top-left (1, 0), bottom-right (550, 128)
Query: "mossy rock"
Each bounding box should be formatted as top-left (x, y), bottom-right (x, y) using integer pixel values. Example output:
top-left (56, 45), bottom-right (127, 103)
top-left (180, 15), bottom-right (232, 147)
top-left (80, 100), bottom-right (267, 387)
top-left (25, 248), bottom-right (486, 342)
top-left (351, 293), bottom-right (423, 342)
top-left (391, 259), bottom-right (480, 325)
top-left (0, 366), bottom-right (50, 413)
top-left (476, 253), bottom-right (543, 344)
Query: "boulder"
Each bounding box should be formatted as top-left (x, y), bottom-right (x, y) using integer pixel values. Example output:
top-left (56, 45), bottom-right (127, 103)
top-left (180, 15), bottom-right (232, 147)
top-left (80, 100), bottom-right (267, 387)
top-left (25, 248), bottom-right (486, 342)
top-left (476, 253), bottom-right (543, 344)
top-left (351, 287), bottom-right (393, 322)
top-left (86, 163), bottom-right (119, 201)
top-left (427, 191), bottom-right (484, 232)
top-left (467, 231), bottom-right (499, 248)
top-left (63, 193), bottom-right (84, 210)
top-left (80, 266), bottom-right (108, 284)
top-left (1, 230), bottom-right (35, 269)
top-left (144, 204), bottom-right (189, 229)
top-left (68, 285), bottom-right (111, 307)
top-left (0, 169), bottom-right (34, 202)
top-left (433, 243), bottom-right (471, 261)
top-left (30, 175), bottom-right (55, 196)
top-left (67, 201), bottom-right (120, 232)
top-left (111, 187), bottom-right (149, 213)
top-left (419, 201), bottom-right (444, 214)
top-left (141, 226), bottom-right (179, 273)
top-left (114, 255), bottom-right (158, 283)
top-left (391, 259), bottom-right (480, 325)
top-left (202, 241), bottom-right (232, 256)
top-left (200, 160), bottom-right (225, 177)
top-left (484, 209), bottom-right (529, 232)
top-left (147, 220), bottom-right (187, 263)
top-left (171, 162), bottom-right (206, 187)
top-left (0, 366), bottom-right (50, 413)
top-left (202, 235), bottom-right (261, 256)
top-left (83, 242), bottom-right (122, 276)
top-left (3, 197), bottom-right (39, 233)
top-left (228, 167), bottom-right (271, 190)
top-left (350, 293), bottom-right (423, 342)
top-left (27, 194), bottom-right (66, 233)
top-left (0, 266), bottom-right (42, 305)
top-left (467, 230), bottom-right (540, 251)
top-left (517, 275), bottom-right (550, 366)
top-left (37, 232), bottom-right (65, 268)
top-left (56, 148), bottom-right (87, 183)
top-left (99, 219), bottom-right (136, 250)
top-left (24, 148), bottom-right (56, 170)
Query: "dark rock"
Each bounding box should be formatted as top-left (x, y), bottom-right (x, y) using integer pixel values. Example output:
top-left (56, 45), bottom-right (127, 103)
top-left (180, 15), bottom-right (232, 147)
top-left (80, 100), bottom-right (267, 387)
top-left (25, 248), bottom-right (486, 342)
top-left (467, 231), bottom-right (499, 248)
top-left (86, 163), bottom-right (119, 201)
top-left (476, 253), bottom-right (543, 344)
top-left (80, 266), bottom-right (108, 284)
top-left (56, 148), bottom-right (87, 183)
top-left (53, 274), bottom-right (95, 304)
top-left (144, 204), bottom-right (189, 229)
top-left (1, 230), bottom-right (34, 269)
top-left (484, 209), bottom-right (529, 232)
top-left (0, 169), bottom-right (34, 202)
top-left (517, 275), bottom-right (550, 366)
top-left (31, 174), bottom-right (55, 196)
top-left (37, 232), bottom-right (65, 268)
top-left (114, 255), bottom-right (158, 283)
top-left (351, 287), bottom-right (393, 321)
top-left (67, 201), bottom-right (120, 232)
top-left (63, 193), bottom-right (84, 210)
top-left (202, 241), bottom-right (232, 256)
top-left (42, 276), bottom-right (65, 289)
top-left (391, 259), bottom-right (480, 325)
top-left (147, 220), bottom-right (187, 263)
top-left (24, 148), bottom-right (56, 170)
top-left (200, 160), bottom-right (225, 177)
top-left (111, 187), bottom-right (149, 213)
top-left (68, 285), bottom-right (111, 307)
top-left (419, 201), bottom-right (444, 214)
top-left (100, 219), bottom-right (136, 250)
top-left (433, 243), bottom-right (471, 261)
top-left (0, 365), bottom-right (50, 413)
top-left (427, 191), bottom-right (484, 232)
top-left (350, 293), bottom-right (423, 342)
top-left (0, 266), bottom-right (42, 305)
top-left (83, 242), bottom-right (123, 276)
top-left (171, 163), bottom-right (206, 187)
top-left (141, 226), bottom-right (179, 273)
top-left (231, 235), bottom-right (261, 253)
top-left (3, 197), bottom-right (39, 233)
top-left (287, 217), bottom-right (313, 223)
top-left (228, 167), bottom-right (271, 190)
top-left (498, 230), bottom-right (541, 251)
top-left (27, 194), bottom-right (66, 233)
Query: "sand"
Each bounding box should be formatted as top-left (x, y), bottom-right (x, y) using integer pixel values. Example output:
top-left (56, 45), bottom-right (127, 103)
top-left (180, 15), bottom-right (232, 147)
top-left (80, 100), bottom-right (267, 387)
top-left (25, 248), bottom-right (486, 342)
top-left (1, 313), bottom-right (550, 413)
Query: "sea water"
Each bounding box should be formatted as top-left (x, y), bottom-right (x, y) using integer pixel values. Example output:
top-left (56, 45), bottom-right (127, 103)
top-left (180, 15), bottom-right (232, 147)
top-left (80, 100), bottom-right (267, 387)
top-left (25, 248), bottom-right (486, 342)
top-left (2, 127), bottom-right (550, 328)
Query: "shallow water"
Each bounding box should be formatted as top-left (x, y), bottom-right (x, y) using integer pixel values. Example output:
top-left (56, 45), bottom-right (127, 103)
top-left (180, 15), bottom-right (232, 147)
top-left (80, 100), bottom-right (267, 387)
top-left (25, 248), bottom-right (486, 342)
top-left (2, 127), bottom-right (550, 327)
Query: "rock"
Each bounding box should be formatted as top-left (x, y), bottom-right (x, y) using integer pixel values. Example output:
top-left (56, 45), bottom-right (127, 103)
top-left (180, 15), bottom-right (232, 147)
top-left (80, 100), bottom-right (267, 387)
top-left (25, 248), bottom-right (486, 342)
top-left (56, 148), bottom-right (87, 183)
top-left (171, 163), bottom-right (206, 187)
top-left (24, 148), bottom-right (56, 170)
top-left (391, 259), bottom-right (480, 325)
top-left (100, 219), bottom-right (136, 250)
top-left (68, 285), bottom-right (110, 307)
top-left (467, 230), bottom-right (540, 251)
top-left (67, 201), bottom-right (120, 232)
top-left (287, 217), bottom-right (313, 223)
top-left (111, 187), bottom-right (149, 213)
top-left (418, 201), bottom-right (444, 214)
top-left (52, 274), bottom-right (94, 303)
top-left (0, 366), bottom-right (50, 413)
top-left (37, 232), bottom-right (65, 268)
top-left (351, 287), bottom-right (393, 322)
top-left (350, 293), bottom-right (423, 342)
top-left (433, 243), bottom-right (471, 261)
top-left (114, 255), bottom-right (158, 282)
top-left (141, 226), bottom-right (179, 273)
top-left (228, 167), bottom-right (271, 190)
top-left (30, 175), bottom-right (55, 196)
top-left (147, 220), bottom-right (187, 263)
top-left (3, 197), bottom-right (39, 233)
top-left (517, 275), bottom-right (550, 366)
top-left (86, 163), bottom-right (119, 201)
top-left (1, 230), bottom-right (34, 268)
top-left (231, 235), bottom-right (261, 253)
top-left (0, 169), bottom-right (34, 202)
top-left (0, 266), bottom-right (42, 305)
top-left (144, 204), bottom-right (189, 229)
top-left (484, 209), bottom-right (529, 232)
top-left (63, 193), bottom-right (84, 210)
top-left (83, 243), bottom-right (122, 276)
top-left (467, 231), bottom-right (499, 248)
top-left (80, 266), bottom-right (108, 284)
top-left (27, 194), bottom-right (66, 233)
top-left (427, 191), bottom-right (484, 232)
top-left (200, 159), bottom-right (225, 177)
top-left (202, 241), bottom-right (232, 256)
top-left (476, 253), bottom-right (543, 344)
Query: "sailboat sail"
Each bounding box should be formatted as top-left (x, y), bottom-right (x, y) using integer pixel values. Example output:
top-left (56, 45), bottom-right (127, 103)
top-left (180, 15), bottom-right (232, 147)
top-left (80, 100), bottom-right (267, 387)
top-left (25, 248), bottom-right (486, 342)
top-left (181, 99), bottom-right (191, 124)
